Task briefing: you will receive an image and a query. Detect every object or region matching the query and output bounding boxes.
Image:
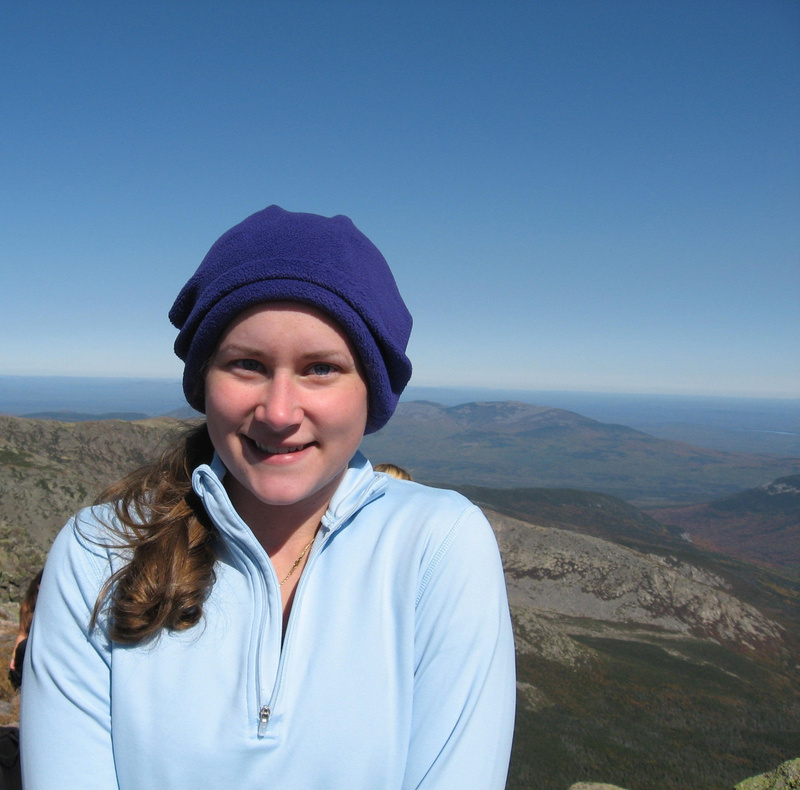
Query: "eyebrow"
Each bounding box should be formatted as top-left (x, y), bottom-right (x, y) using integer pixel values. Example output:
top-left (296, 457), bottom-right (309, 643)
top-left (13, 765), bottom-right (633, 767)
top-left (299, 349), bottom-right (352, 361)
top-left (216, 344), bottom-right (354, 362)
top-left (214, 343), bottom-right (263, 358)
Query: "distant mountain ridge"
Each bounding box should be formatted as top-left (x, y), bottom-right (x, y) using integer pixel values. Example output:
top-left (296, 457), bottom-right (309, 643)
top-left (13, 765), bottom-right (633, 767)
top-left (3, 376), bottom-right (798, 456)
top-left (453, 484), bottom-right (682, 548)
top-left (22, 411), bottom-right (151, 422)
top-left (649, 475), bottom-right (800, 577)
top-left (361, 401), bottom-right (800, 506)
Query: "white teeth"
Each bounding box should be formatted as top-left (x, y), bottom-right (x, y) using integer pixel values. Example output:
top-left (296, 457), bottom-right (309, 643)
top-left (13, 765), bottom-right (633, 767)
top-left (252, 440), bottom-right (306, 455)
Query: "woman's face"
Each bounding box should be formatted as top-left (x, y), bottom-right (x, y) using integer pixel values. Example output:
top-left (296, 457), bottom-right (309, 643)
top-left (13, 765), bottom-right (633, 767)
top-left (204, 302), bottom-right (368, 527)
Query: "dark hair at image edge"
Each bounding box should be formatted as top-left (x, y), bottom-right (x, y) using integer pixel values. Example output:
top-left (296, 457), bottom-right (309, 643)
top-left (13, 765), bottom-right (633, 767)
top-left (20, 568), bottom-right (43, 635)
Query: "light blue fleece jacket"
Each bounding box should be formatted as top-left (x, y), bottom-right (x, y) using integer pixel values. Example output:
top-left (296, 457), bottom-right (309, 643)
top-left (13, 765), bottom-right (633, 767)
top-left (21, 452), bottom-right (516, 789)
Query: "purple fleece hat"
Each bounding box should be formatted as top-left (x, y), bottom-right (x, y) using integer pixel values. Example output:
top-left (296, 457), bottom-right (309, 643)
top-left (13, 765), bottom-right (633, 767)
top-left (169, 205), bottom-right (413, 434)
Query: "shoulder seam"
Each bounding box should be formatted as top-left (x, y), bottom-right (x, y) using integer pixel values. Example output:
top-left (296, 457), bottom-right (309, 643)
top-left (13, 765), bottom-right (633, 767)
top-left (415, 504), bottom-right (481, 608)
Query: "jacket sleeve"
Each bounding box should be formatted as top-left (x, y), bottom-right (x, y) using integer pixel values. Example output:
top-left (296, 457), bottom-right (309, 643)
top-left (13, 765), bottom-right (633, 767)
top-left (21, 514), bottom-right (120, 790)
top-left (403, 505), bottom-right (516, 790)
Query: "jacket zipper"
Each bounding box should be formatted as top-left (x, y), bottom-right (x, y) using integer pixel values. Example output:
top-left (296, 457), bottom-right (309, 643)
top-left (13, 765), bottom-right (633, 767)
top-left (258, 536), bottom-right (321, 736)
top-left (198, 465), bottom-right (386, 739)
top-left (258, 706), bottom-right (270, 736)
top-left (218, 517), bottom-right (275, 740)
top-left (254, 482), bottom-right (386, 736)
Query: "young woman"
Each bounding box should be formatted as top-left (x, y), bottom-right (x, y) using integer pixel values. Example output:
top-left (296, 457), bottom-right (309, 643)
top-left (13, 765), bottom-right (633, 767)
top-left (21, 206), bottom-right (516, 789)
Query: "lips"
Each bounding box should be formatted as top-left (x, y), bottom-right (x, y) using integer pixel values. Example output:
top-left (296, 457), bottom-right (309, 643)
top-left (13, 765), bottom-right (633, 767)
top-left (249, 438), bottom-right (314, 455)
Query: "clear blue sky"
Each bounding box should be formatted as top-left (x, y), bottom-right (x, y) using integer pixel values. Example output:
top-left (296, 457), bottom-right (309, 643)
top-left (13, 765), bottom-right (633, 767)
top-left (1, 1), bottom-right (798, 398)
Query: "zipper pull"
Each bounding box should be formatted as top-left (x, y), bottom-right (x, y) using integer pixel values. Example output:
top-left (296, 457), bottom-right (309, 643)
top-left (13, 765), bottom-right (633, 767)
top-left (258, 706), bottom-right (271, 737)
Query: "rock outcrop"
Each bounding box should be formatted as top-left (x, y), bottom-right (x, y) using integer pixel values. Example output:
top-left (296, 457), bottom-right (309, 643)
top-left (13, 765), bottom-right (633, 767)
top-left (568, 784), bottom-right (629, 790)
top-left (489, 509), bottom-right (783, 652)
top-left (734, 758), bottom-right (800, 790)
top-left (564, 758), bottom-right (800, 790)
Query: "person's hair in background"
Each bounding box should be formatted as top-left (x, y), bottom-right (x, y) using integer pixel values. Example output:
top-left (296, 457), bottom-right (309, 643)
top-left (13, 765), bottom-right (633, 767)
top-left (1, 568), bottom-right (43, 790)
top-left (373, 463), bottom-right (413, 481)
top-left (8, 568), bottom-right (43, 690)
top-left (18, 569), bottom-right (42, 641)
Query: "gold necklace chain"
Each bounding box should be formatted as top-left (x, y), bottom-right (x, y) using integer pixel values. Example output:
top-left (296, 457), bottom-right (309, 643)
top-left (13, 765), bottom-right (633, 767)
top-left (278, 535), bottom-right (317, 587)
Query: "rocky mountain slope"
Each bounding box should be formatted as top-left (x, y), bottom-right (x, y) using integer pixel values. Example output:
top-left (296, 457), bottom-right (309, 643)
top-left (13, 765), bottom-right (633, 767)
top-left (361, 401), bottom-right (800, 506)
top-left (492, 509), bottom-right (782, 651)
top-left (490, 506), bottom-right (799, 789)
top-left (0, 414), bottom-right (187, 599)
top-left (455, 478), bottom-right (800, 632)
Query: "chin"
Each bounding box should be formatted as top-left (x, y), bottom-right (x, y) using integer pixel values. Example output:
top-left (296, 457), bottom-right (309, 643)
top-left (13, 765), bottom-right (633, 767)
top-left (247, 474), bottom-right (341, 511)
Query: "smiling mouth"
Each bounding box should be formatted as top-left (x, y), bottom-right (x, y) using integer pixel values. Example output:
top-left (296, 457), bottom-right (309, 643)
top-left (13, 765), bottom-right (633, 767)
top-left (249, 438), bottom-right (314, 455)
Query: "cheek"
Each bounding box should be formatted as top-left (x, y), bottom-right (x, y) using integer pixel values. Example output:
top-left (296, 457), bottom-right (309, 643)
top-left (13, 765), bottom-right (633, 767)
top-left (204, 402), bottom-right (232, 453)
top-left (340, 383), bottom-right (369, 435)
top-left (319, 382), bottom-right (368, 438)
top-left (203, 376), bottom-right (244, 434)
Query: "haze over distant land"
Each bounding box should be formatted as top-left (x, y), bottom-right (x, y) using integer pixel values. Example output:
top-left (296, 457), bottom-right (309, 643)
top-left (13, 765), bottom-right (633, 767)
top-left (0, 376), bottom-right (187, 417)
top-left (1, 375), bottom-right (798, 458)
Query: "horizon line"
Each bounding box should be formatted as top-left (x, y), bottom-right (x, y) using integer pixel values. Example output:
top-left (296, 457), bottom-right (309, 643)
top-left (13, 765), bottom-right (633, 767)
top-left (1, 373), bottom-right (797, 402)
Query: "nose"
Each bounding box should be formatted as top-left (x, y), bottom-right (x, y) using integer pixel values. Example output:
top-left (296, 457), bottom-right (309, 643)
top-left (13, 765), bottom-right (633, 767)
top-left (253, 373), bottom-right (303, 431)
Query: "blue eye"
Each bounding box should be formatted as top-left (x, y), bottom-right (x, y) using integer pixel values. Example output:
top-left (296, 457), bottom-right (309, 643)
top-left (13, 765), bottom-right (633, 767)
top-left (312, 363), bottom-right (335, 376)
top-left (234, 359), bottom-right (262, 372)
